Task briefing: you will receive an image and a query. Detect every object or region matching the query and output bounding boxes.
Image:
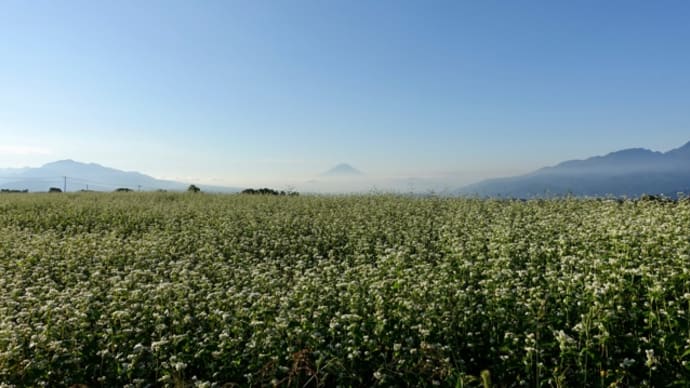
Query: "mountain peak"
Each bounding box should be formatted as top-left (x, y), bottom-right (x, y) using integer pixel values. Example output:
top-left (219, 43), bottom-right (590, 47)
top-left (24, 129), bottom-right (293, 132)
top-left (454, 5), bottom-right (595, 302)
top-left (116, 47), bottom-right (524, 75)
top-left (40, 159), bottom-right (111, 172)
top-left (322, 163), bottom-right (363, 176)
top-left (43, 159), bottom-right (77, 166)
top-left (602, 147), bottom-right (661, 161)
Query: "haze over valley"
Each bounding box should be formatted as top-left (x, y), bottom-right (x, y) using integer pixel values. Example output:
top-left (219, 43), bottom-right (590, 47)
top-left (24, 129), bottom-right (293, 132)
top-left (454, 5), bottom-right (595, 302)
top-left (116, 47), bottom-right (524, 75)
top-left (3, 140), bottom-right (690, 197)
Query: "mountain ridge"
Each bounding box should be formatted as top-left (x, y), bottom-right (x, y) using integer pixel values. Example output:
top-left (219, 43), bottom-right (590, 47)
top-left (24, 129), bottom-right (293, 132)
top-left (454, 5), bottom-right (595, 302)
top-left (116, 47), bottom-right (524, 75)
top-left (459, 141), bottom-right (690, 198)
top-left (0, 160), bottom-right (241, 193)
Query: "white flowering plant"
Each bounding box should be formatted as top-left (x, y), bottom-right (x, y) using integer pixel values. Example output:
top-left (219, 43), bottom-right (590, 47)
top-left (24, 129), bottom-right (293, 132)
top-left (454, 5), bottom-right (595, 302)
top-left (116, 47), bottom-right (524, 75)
top-left (0, 193), bottom-right (689, 386)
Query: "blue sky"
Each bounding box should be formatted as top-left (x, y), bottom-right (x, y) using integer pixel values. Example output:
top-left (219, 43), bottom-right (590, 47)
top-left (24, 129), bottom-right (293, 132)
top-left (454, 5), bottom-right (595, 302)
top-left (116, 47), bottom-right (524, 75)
top-left (1, 1), bottom-right (689, 187)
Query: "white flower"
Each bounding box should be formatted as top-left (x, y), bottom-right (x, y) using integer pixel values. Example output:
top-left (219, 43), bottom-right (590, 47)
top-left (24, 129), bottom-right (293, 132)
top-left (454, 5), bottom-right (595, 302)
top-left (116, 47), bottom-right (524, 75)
top-left (174, 361), bottom-right (187, 372)
top-left (645, 349), bottom-right (657, 368)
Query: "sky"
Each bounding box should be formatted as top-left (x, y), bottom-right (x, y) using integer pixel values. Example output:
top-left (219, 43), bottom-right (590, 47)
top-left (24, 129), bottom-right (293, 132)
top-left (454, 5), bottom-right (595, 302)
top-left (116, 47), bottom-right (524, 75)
top-left (1, 0), bottom-right (690, 188)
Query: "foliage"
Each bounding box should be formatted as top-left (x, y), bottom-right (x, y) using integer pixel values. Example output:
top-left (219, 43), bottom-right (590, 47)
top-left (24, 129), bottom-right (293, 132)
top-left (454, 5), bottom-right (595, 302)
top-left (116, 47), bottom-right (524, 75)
top-left (241, 188), bottom-right (298, 196)
top-left (1, 193), bottom-right (689, 386)
top-left (188, 185), bottom-right (201, 193)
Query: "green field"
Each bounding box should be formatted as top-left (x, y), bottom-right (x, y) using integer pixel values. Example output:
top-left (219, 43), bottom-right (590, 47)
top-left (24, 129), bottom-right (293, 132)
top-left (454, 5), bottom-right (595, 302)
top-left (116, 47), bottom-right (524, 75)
top-left (1, 193), bottom-right (689, 386)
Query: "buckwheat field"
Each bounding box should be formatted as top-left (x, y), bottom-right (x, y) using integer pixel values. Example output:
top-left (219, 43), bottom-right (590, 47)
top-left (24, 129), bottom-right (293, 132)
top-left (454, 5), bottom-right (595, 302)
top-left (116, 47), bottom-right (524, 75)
top-left (1, 193), bottom-right (690, 387)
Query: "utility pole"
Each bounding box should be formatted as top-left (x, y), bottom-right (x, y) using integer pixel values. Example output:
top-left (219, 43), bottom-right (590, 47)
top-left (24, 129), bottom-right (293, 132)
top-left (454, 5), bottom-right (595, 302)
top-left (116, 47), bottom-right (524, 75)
top-left (63, 176), bottom-right (67, 193)
top-left (138, 185), bottom-right (141, 192)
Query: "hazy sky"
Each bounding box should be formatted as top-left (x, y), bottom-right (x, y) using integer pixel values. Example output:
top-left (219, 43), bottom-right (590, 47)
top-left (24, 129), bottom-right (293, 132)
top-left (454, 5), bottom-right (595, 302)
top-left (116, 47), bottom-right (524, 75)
top-left (1, 1), bottom-right (689, 187)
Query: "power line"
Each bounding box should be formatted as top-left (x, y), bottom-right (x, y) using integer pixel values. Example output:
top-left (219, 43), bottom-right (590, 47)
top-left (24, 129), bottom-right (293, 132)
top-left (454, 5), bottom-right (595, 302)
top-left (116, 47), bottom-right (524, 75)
top-left (69, 178), bottom-right (157, 190)
top-left (66, 177), bottom-right (169, 191)
top-left (2, 175), bottom-right (164, 192)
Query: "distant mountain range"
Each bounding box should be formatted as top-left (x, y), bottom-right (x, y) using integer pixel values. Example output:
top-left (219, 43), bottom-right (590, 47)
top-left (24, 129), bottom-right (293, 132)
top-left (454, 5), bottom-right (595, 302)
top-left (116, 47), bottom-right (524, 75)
top-left (5, 143), bottom-right (689, 197)
top-left (0, 160), bottom-right (241, 193)
top-left (458, 140), bottom-right (690, 198)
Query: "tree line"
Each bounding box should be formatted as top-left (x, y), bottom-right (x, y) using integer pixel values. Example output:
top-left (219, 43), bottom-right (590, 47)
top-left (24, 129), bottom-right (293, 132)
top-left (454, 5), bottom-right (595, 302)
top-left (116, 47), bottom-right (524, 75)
top-left (241, 188), bottom-right (299, 196)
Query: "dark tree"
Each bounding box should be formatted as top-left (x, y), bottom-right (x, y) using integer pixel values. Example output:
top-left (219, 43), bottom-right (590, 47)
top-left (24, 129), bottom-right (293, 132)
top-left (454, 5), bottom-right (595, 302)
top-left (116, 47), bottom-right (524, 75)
top-left (49, 187), bottom-right (62, 193)
top-left (188, 184), bottom-right (201, 193)
top-left (241, 187), bottom-right (298, 196)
